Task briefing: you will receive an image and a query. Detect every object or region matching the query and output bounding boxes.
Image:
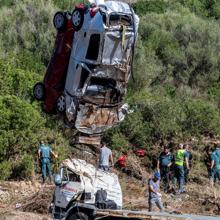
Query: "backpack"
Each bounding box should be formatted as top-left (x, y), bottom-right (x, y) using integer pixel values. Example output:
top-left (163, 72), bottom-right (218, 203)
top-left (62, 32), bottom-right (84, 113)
top-left (95, 189), bottom-right (117, 209)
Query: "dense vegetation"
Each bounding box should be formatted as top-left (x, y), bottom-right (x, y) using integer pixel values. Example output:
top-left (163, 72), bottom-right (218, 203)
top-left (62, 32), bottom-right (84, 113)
top-left (0, 0), bottom-right (220, 180)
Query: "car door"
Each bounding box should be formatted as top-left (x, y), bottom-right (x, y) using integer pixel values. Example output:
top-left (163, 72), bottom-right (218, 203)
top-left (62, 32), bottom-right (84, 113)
top-left (54, 167), bottom-right (83, 208)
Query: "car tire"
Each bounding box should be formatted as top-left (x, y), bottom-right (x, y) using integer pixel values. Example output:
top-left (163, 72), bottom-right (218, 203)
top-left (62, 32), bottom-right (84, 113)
top-left (67, 212), bottom-right (88, 220)
top-left (71, 9), bottom-right (84, 31)
top-left (33, 82), bottom-right (45, 101)
top-left (53, 11), bottom-right (67, 30)
top-left (56, 95), bottom-right (66, 112)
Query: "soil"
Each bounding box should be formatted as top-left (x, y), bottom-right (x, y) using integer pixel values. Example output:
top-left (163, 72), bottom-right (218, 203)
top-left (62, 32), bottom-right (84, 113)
top-left (0, 171), bottom-right (220, 219)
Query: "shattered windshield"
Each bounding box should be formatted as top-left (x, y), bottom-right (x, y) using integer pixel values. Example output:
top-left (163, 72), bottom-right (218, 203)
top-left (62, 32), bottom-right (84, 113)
top-left (84, 77), bottom-right (121, 105)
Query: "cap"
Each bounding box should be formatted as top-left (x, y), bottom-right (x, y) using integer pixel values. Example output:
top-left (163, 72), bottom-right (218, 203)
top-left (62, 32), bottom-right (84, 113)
top-left (154, 171), bottom-right (160, 180)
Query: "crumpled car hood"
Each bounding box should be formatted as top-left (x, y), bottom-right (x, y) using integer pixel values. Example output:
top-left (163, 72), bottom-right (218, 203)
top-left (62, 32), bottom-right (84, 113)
top-left (75, 103), bottom-right (128, 134)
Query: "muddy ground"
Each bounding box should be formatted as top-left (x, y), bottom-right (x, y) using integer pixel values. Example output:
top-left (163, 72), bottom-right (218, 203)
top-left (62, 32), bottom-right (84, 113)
top-left (0, 172), bottom-right (220, 220)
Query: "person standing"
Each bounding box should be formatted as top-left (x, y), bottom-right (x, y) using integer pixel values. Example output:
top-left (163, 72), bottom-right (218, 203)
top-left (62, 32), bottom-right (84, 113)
top-left (183, 144), bottom-right (193, 184)
top-left (210, 143), bottom-right (220, 184)
top-left (99, 140), bottom-right (114, 171)
top-left (148, 172), bottom-right (164, 212)
top-left (174, 143), bottom-right (189, 193)
top-left (157, 145), bottom-right (173, 192)
top-left (204, 145), bottom-right (213, 182)
top-left (38, 141), bottom-right (57, 184)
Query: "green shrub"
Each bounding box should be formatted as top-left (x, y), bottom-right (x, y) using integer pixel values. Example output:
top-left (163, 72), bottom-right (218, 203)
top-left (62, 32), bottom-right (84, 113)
top-left (53, 0), bottom-right (82, 9)
top-left (182, 98), bottom-right (220, 135)
top-left (0, 161), bottom-right (12, 180)
top-left (108, 132), bottom-right (131, 152)
top-left (0, 0), bottom-right (57, 63)
top-left (0, 56), bottom-right (42, 100)
top-left (133, 0), bottom-right (168, 15)
top-left (12, 154), bottom-right (34, 179)
top-left (208, 84), bottom-right (220, 108)
top-left (134, 10), bottom-right (220, 92)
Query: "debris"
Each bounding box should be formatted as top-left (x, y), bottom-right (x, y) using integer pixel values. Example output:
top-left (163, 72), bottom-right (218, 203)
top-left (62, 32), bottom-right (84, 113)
top-left (15, 203), bottom-right (22, 209)
top-left (21, 187), bottom-right (53, 214)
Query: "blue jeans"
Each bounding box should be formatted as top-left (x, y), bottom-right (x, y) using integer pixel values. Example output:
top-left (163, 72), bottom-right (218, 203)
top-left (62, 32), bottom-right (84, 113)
top-left (41, 158), bottom-right (52, 182)
top-left (99, 165), bottom-right (109, 171)
top-left (148, 197), bottom-right (164, 212)
top-left (211, 168), bottom-right (220, 182)
top-left (174, 165), bottom-right (185, 192)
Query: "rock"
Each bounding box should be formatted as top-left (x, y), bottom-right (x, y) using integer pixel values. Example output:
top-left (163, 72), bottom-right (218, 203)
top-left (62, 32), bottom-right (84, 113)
top-left (0, 189), bottom-right (10, 202)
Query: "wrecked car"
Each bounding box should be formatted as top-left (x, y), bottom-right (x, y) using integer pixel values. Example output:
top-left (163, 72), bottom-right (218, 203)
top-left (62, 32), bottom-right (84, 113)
top-left (62, 1), bottom-right (139, 135)
top-left (33, 11), bottom-right (75, 113)
top-left (33, 1), bottom-right (139, 137)
top-left (51, 158), bottom-right (122, 220)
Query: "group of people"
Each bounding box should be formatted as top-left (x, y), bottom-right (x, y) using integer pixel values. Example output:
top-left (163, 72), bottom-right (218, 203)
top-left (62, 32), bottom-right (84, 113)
top-left (156, 143), bottom-right (192, 194)
top-left (148, 143), bottom-right (192, 212)
top-left (38, 140), bottom-right (113, 183)
top-left (149, 142), bottom-right (220, 212)
top-left (38, 138), bottom-right (220, 213)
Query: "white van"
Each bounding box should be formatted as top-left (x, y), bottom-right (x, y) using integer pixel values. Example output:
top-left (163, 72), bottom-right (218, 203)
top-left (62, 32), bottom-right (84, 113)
top-left (51, 158), bottom-right (122, 220)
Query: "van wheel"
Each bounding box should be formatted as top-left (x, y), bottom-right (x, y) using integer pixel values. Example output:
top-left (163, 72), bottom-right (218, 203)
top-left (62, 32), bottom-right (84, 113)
top-left (71, 9), bottom-right (84, 31)
top-left (33, 82), bottom-right (45, 101)
top-left (67, 212), bottom-right (88, 220)
top-left (53, 11), bottom-right (66, 30)
top-left (56, 95), bottom-right (65, 112)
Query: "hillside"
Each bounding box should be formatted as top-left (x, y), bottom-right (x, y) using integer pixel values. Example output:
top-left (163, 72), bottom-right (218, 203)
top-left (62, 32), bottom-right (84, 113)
top-left (0, 0), bottom-right (220, 218)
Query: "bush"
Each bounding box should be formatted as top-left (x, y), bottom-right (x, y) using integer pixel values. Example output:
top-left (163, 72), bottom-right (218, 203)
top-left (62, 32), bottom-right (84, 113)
top-left (0, 161), bottom-right (12, 180)
top-left (208, 84), bottom-right (220, 108)
top-left (53, 0), bottom-right (82, 9)
top-left (182, 98), bottom-right (220, 135)
top-left (0, 56), bottom-right (42, 100)
top-left (134, 9), bottom-right (220, 92)
top-left (0, 95), bottom-right (45, 161)
top-left (12, 154), bottom-right (34, 180)
top-left (0, 0), bottom-right (57, 63)
top-left (133, 0), bottom-right (168, 15)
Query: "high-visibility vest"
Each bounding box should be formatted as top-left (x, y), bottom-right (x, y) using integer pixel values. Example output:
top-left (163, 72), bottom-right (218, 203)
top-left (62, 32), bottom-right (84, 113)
top-left (175, 149), bottom-right (185, 166)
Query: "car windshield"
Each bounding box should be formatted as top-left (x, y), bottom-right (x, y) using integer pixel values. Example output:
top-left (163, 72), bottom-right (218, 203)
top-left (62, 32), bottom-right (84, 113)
top-left (101, 12), bottom-right (133, 27)
top-left (83, 77), bottom-right (121, 105)
top-left (109, 13), bottom-right (132, 26)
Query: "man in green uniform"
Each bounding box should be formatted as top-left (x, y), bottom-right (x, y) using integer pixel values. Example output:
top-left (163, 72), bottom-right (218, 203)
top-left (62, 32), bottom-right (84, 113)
top-left (183, 144), bottom-right (193, 184)
top-left (157, 145), bottom-right (173, 192)
top-left (38, 141), bottom-right (57, 183)
top-left (174, 143), bottom-right (189, 193)
top-left (210, 143), bottom-right (220, 184)
top-left (204, 145), bottom-right (213, 183)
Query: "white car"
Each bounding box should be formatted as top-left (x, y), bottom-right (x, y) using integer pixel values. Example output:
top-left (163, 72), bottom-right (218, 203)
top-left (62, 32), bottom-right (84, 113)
top-left (52, 159), bottom-right (122, 220)
top-left (58, 1), bottom-right (139, 135)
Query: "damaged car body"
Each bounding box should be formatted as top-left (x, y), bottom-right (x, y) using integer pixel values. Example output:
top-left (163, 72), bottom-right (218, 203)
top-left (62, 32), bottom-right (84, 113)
top-left (63, 1), bottom-right (139, 135)
top-left (51, 159), bottom-right (122, 219)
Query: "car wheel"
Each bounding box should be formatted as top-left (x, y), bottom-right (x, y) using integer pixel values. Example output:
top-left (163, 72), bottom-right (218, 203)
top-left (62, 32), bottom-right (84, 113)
top-left (33, 82), bottom-right (45, 101)
top-left (56, 95), bottom-right (66, 112)
top-left (53, 11), bottom-right (67, 30)
top-left (67, 212), bottom-right (88, 220)
top-left (71, 9), bottom-right (84, 31)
